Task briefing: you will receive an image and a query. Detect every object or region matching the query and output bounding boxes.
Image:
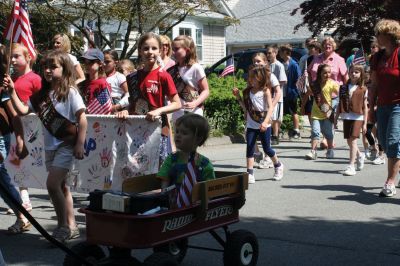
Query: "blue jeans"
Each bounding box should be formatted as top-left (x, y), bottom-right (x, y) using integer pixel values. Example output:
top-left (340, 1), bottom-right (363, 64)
top-left (246, 127), bottom-right (276, 158)
top-left (377, 104), bottom-right (400, 158)
top-left (0, 134), bottom-right (23, 213)
top-left (311, 119), bottom-right (334, 140)
top-left (0, 249), bottom-right (4, 266)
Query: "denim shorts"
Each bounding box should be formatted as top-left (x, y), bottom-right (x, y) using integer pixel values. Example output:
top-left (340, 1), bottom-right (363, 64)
top-left (311, 118), bottom-right (334, 140)
top-left (45, 144), bottom-right (74, 171)
top-left (376, 104), bottom-right (400, 158)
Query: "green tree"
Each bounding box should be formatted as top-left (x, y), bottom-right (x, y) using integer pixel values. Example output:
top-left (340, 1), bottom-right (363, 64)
top-left (0, 0), bottom-right (237, 58)
top-left (292, 0), bottom-right (400, 45)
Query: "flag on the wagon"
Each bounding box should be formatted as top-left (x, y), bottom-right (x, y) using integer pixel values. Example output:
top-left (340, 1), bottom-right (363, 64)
top-left (353, 48), bottom-right (366, 66)
top-left (87, 88), bottom-right (112, 114)
top-left (3, 0), bottom-right (36, 59)
top-left (176, 157), bottom-right (198, 208)
top-left (219, 55), bottom-right (235, 77)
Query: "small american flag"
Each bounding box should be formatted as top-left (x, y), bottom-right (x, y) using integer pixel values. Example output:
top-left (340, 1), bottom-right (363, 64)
top-left (353, 48), bottom-right (366, 66)
top-left (176, 157), bottom-right (198, 208)
top-left (219, 55), bottom-right (235, 77)
top-left (3, 0), bottom-right (36, 59)
top-left (87, 88), bottom-right (112, 114)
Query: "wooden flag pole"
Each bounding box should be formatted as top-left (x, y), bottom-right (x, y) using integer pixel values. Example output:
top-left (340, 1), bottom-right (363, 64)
top-left (6, 2), bottom-right (16, 75)
top-left (232, 55), bottom-right (236, 88)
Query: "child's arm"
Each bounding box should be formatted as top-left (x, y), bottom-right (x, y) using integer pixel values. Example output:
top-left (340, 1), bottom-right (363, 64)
top-left (74, 109), bottom-right (87, 159)
top-left (3, 75), bottom-right (30, 115)
top-left (272, 84), bottom-right (281, 108)
top-left (183, 77), bottom-right (209, 110)
top-left (232, 87), bottom-right (246, 112)
top-left (120, 81), bottom-right (128, 94)
top-left (260, 89), bottom-right (273, 132)
top-left (146, 93), bottom-right (181, 122)
top-left (362, 92), bottom-right (368, 134)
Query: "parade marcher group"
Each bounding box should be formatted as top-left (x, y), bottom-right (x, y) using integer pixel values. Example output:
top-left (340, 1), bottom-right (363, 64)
top-left (0, 19), bottom-right (399, 248)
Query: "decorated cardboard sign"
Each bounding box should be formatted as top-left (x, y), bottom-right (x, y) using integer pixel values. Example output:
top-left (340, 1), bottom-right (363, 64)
top-left (5, 114), bottom-right (161, 193)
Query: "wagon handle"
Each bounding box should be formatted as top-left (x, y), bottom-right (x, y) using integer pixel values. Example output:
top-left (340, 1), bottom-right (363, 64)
top-left (196, 182), bottom-right (209, 218)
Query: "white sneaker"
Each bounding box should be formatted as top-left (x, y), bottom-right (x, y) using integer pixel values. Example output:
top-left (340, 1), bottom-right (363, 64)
top-left (305, 150), bottom-right (317, 160)
top-left (356, 153), bottom-right (365, 171)
top-left (373, 156), bottom-right (386, 165)
top-left (272, 163), bottom-right (284, 181)
top-left (379, 182), bottom-right (396, 197)
top-left (343, 165), bottom-right (356, 176)
top-left (248, 174), bottom-right (255, 184)
top-left (258, 157), bottom-right (274, 169)
top-left (326, 149), bottom-right (334, 159)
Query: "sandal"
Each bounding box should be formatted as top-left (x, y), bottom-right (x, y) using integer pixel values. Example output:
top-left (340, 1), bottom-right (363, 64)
top-left (52, 226), bottom-right (80, 243)
top-left (7, 219), bottom-right (31, 234)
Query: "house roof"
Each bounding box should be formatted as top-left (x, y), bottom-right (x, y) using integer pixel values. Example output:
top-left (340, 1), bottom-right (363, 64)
top-left (226, 0), bottom-right (313, 46)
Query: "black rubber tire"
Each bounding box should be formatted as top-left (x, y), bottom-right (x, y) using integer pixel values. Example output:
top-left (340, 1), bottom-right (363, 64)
top-left (63, 242), bottom-right (106, 266)
top-left (153, 238), bottom-right (188, 263)
top-left (143, 252), bottom-right (179, 266)
top-left (223, 230), bottom-right (259, 266)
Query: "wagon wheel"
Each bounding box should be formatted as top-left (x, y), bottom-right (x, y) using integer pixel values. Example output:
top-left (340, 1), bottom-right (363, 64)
top-left (153, 238), bottom-right (188, 263)
top-left (63, 241), bottom-right (106, 266)
top-left (223, 230), bottom-right (258, 266)
top-left (143, 252), bottom-right (178, 266)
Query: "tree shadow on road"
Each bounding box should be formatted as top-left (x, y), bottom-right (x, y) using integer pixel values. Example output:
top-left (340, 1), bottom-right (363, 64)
top-left (281, 184), bottom-right (395, 205)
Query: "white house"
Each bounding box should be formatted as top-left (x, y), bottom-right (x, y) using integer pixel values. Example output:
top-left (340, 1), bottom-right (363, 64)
top-left (225, 0), bottom-right (313, 53)
top-left (69, 1), bottom-right (235, 67)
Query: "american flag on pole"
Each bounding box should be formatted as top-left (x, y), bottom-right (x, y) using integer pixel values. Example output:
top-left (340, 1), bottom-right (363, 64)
top-left (353, 48), bottom-right (366, 66)
top-left (87, 87), bottom-right (113, 114)
top-left (3, 0), bottom-right (36, 59)
top-left (219, 55), bottom-right (235, 77)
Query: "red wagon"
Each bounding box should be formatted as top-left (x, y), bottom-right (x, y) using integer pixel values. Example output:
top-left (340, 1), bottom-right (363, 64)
top-left (64, 171), bottom-right (258, 266)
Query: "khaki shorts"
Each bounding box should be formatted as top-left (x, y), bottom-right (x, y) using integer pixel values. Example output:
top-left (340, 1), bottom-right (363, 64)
top-left (45, 144), bottom-right (74, 171)
top-left (272, 102), bottom-right (283, 122)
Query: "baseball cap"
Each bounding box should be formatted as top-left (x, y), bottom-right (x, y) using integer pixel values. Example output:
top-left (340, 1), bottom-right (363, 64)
top-left (81, 48), bottom-right (104, 62)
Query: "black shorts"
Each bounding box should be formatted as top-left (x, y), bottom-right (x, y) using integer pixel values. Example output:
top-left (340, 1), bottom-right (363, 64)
top-left (283, 97), bottom-right (299, 115)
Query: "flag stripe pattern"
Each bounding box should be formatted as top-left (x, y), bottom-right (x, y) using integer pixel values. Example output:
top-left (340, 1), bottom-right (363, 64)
top-left (177, 159), bottom-right (198, 208)
top-left (87, 88), bottom-right (113, 114)
top-left (353, 48), bottom-right (366, 65)
top-left (3, 0), bottom-right (36, 59)
top-left (219, 56), bottom-right (235, 77)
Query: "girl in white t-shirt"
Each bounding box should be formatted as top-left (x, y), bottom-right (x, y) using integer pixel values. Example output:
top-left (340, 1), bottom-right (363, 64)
top-left (233, 65), bottom-right (284, 184)
top-left (103, 49), bottom-right (128, 104)
top-left (337, 64), bottom-right (368, 176)
top-left (5, 50), bottom-right (87, 243)
top-left (170, 35), bottom-right (210, 120)
top-left (53, 33), bottom-right (86, 84)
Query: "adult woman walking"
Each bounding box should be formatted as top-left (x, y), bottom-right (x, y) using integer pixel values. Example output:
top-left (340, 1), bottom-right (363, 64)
top-left (369, 19), bottom-right (400, 197)
top-left (308, 37), bottom-right (349, 109)
top-left (160, 35), bottom-right (175, 70)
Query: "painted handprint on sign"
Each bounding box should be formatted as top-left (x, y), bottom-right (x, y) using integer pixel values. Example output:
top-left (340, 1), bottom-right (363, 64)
top-left (8, 145), bottom-right (21, 166)
top-left (87, 164), bottom-right (102, 184)
top-left (92, 122), bottom-right (107, 143)
top-left (114, 120), bottom-right (131, 137)
top-left (121, 165), bottom-right (135, 180)
top-left (100, 148), bottom-right (111, 168)
top-left (30, 147), bottom-right (43, 166)
top-left (103, 176), bottom-right (112, 189)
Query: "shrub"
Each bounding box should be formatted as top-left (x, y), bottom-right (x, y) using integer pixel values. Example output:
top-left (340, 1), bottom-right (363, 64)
top-left (204, 71), bottom-right (247, 135)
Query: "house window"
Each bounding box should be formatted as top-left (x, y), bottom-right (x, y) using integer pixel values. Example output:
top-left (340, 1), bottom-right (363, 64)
top-left (196, 28), bottom-right (203, 61)
top-left (109, 33), bottom-right (124, 50)
top-left (179, 27), bottom-right (192, 37)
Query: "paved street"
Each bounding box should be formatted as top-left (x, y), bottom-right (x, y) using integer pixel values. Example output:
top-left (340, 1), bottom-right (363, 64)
top-left (1, 124), bottom-right (400, 265)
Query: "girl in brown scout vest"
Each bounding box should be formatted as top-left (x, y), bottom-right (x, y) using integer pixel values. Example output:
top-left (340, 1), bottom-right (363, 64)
top-left (4, 50), bottom-right (87, 242)
top-left (337, 64), bottom-right (368, 176)
top-left (233, 65), bottom-right (284, 184)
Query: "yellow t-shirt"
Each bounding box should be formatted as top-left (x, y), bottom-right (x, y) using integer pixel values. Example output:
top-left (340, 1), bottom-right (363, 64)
top-left (311, 79), bottom-right (339, 120)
